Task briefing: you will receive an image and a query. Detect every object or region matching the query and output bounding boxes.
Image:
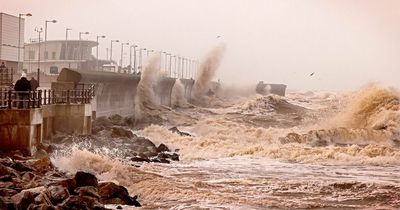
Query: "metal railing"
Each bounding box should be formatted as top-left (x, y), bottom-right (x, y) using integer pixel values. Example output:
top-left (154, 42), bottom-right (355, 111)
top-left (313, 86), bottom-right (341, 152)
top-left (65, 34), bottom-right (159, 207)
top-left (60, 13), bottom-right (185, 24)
top-left (0, 88), bottom-right (95, 109)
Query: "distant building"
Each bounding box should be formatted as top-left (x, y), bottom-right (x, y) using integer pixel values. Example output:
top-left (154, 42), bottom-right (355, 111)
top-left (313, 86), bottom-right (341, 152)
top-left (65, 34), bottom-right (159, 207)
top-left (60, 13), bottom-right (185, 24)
top-left (23, 40), bottom-right (98, 75)
top-left (0, 13), bottom-right (25, 71)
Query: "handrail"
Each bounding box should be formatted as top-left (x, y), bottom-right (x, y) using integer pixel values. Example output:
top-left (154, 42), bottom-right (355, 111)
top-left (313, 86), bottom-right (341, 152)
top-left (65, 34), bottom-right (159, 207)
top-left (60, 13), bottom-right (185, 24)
top-left (0, 88), bottom-right (95, 109)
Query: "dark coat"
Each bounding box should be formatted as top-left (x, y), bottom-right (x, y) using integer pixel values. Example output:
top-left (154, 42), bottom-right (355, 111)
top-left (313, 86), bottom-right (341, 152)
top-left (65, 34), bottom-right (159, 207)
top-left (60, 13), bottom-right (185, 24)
top-left (29, 78), bottom-right (39, 90)
top-left (14, 77), bottom-right (31, 95)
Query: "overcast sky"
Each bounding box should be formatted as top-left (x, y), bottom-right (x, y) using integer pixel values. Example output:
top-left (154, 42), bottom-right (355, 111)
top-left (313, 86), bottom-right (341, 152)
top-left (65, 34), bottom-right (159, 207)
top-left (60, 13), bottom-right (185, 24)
top-left (2, 0), bottom-right (400, 90)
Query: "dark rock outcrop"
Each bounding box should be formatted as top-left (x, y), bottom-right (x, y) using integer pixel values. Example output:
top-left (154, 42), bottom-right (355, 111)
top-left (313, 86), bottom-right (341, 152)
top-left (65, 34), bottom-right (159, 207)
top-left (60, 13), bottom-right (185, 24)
top-left (169, 127), bottom-right (192, 137)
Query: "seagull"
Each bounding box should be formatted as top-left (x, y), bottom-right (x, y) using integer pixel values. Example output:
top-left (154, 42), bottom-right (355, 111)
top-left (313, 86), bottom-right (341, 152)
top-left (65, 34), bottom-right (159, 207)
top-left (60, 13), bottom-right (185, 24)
top-left (309, 72), bottom-right (315, 77)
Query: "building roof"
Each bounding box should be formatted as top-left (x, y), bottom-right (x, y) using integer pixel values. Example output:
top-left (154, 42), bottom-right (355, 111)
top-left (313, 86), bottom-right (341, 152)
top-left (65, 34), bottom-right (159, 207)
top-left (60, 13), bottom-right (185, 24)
top-left (25, 40), bottom-right (98, 47)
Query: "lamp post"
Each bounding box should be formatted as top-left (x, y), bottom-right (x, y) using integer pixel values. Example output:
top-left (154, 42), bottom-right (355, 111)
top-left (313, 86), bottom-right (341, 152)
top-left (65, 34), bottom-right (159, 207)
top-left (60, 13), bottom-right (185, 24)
top-left (18, 13), bottom-right (32, 72)
top-left (120, 42), bottom-right (129, 72)
top-left (164, 53), bottom-right (170, 73)
top-left (65, 28), bottom-right (72, 67)
top-left (96, 35), bottom-right (106, 71)
top-left (35, 27), bottom-right (43, 84)
top-left (44, 19), bottom-right (57, 60)
top-left (174, 55), bottom-right (178, 78)
top-left (129, 44), bottom-right (137, 74)
top-left (110, 40), bottom-right (119, 61)
top-left (138, 48), bottom-right (146, 72)
top-left (79, 32), bottom-right (89, 59)
top-left (147, 49), bottom-right (154, 57)
top-left (181, 57), bottom-right (186, 79)
top-left (169, 55), bottom-right (175, 77)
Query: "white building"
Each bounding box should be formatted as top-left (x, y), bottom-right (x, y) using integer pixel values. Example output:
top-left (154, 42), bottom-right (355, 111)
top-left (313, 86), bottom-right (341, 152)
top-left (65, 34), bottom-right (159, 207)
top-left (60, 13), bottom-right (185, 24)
top-left (0, 13), bottom-right (25, 71)
top-left (24, 40), bottom-right (98, 74)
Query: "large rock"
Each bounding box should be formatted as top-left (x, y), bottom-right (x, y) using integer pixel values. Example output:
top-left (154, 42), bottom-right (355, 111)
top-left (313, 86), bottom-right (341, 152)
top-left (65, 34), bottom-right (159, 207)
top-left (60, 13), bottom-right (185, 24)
top-left (74, 171), bottom-right (98, 188)
top-left (130, 137), bottom-right (158, 157)
top-left (111, 127), bottom-right (134, 138)
top-left (0, 163), bottom-right (20, 178)
top-left (157, 144), bottom-right (170, 153)
top-left (0, 188), bottom-right (18, 197)
top-left (168, 127), bottom-right (192, 137)
top-left (11, 191), bottom-right (35, 210)
top-left (27, 204), bottom-right (57, 210)
top-left (58, 195), bottom-right (103, 210)
top-left (46, 185), bottom-right (69, 205)
top-left (11, 162), bottom-right (35, 172)
top-left (74, 186), bottom-right (100, 199)
top-left (28, 157), bottom-right (53, 172)
top-left (98, 182), bottom-right (141, 207)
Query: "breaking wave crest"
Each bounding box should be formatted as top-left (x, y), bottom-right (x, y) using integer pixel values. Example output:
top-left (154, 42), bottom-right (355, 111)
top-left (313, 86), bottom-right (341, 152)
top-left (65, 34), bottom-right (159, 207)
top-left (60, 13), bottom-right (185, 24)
top-left (135, 55), bottom-right (161, 119)
top-left (192, 44), bottom-right (226, 104)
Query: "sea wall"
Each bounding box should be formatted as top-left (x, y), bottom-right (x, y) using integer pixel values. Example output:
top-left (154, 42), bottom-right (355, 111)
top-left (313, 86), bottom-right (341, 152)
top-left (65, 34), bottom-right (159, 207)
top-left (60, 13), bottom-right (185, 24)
top-left (155, 77), bottom-right (176, 106)
top-left (56, 69), bottom-right (140, 117)
top-left (179, 78), bottom-right (195, 101)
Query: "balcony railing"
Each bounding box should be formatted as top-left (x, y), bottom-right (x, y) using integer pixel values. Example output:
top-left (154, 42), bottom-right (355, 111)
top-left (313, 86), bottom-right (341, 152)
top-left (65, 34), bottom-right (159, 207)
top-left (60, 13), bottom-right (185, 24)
top-left (0, 88), bottom-right (95, 110)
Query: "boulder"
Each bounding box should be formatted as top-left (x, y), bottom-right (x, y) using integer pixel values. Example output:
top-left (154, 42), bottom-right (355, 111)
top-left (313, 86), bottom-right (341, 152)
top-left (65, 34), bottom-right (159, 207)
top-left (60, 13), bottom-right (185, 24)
top-left (0, 188), bottom-right (18, 197)
top-left (98, 182), bottom-right (141, 207)
top-left (34, 192), bottom-right (52, 206)
top-left (111, 127), bottom-right (134, 138)
top-left (58, 195), bottom-right (102, 210)
top-left (28, 157), bottom-right (53, 172)
top-left (157, 144), bottom-right (170, 152)
top-left (27, 204), bottom-right (57, 210)
top-left (55, 178), bottom-right (77, 194)
top-left (130, 137), bottom-right (158, 157)
top-left (168, 127), bottom-right (192, 137)
top-left (108, 115), bottom-right (125, 126)
top-left (46, 185), bottom-right (69, 205)
top-left (130, 156), bottom-right (150, 163)
top-left (11, 161), bottom-right (35, 172)
top-left (74, 171), bottom-right (98, 188)
top-left (98, 182), bottom-right (129, 200)
top-left (11, 191), bottom-right (35, 210)
top-left (74, 186), bottom-right (100, 199)
top-left (0, 163), bottom-right (20, 178)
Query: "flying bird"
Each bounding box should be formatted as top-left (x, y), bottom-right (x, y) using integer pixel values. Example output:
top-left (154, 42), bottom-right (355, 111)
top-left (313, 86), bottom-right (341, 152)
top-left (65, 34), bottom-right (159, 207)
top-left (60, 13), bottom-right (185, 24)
top-left (216, 35), bottom-right (221, 39)
top-left (309, 72), bottom-right (315, 77)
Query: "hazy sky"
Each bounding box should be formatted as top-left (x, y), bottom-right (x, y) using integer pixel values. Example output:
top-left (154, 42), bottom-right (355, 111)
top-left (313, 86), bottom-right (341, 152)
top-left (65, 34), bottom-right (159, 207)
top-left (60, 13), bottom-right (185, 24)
top-left (1, 0), bottom-right (400, 90)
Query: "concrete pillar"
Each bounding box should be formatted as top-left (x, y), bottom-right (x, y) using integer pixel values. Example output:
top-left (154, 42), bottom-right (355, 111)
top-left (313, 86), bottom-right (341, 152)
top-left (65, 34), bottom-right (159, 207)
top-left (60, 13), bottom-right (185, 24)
top-left (0, 109), bottom-right (43, 155)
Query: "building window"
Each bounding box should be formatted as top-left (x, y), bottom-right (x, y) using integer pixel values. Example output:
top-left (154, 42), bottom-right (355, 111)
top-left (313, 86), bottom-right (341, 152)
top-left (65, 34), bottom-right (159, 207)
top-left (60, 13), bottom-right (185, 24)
top-left (52, 52), bottom-right (56, 60)
top-left (44, 51), bottom-right (49, 59)
top-left (28, 51), bottom-right (35, 59)
top-left (49, 66), bottom-right (59, 74)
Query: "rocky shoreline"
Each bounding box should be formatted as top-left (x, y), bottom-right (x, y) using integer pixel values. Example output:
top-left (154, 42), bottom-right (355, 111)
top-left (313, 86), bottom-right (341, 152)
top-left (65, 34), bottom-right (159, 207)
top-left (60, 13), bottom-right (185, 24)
top-left (0, 114), bottom-right (188, 209)
top-left (0, 152), bottom-right (141, 209)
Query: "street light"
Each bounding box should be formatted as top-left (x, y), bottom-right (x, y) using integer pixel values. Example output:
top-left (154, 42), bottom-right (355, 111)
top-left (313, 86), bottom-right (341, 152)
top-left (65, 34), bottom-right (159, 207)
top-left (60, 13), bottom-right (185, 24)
top-left (120, 42), bottom-right (129, 72)
top-left (34, 27), bottom-right (43, 84)
top-left (96, 35), bottom-right (106, 71)
top-left (78, 32), bottom-right (89, 69)
top-left (18, 13), bottom-right (32, 72)
top-left (169, 55), bottom-right (175, 77)
top-left (129, 44), bottom-right (138, 74)
top-left (165, 53), bottom-right (171, 76)
top-left (131, 46), bottom-right (137, 74)
top-left (44, 19), bottom-right (57, 60)
top-left (137, 48), bottom-right (146, 72)
top-left (110, 40), bottom-right (119, 61)
top-left (65, 28), bottom-right (72, 68)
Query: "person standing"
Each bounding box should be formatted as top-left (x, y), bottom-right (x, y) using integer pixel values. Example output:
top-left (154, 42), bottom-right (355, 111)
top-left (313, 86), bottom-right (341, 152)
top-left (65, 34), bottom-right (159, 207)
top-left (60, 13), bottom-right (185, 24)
top-left (14, 73), bottom-right (31, 108)
top-left (29, 77), bottom-right (39, 91)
